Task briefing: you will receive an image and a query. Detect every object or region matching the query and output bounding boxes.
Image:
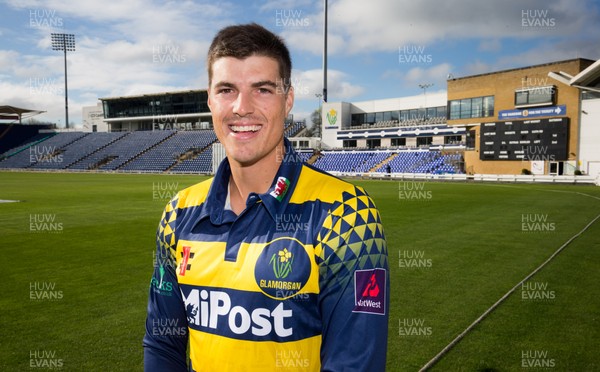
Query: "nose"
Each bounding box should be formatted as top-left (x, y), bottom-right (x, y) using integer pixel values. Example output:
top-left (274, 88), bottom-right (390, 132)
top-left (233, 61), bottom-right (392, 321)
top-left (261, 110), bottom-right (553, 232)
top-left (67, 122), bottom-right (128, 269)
top-left (232, 90), bottom-right (254, 117)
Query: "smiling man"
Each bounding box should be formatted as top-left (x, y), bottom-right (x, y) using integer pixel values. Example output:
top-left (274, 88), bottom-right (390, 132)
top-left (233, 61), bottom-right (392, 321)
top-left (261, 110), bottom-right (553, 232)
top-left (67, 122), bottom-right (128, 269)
top-left (143, 23), bottom-right (389, 371)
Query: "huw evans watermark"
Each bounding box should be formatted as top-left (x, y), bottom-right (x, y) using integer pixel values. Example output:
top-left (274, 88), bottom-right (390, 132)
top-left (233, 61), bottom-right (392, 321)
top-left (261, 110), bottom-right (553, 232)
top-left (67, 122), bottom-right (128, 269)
top-left (521, 281), bottom-right (555, 301)
top-left (30, 350), bottom-right (64, 369)
top-left (275, 349), bottom-right (311, 369)
top-left (29, 9), bottom-right (63, 29)
top-left (521, 350), bottom-right (555, 368)
top-left (30, 282), bottom-right (63, 301)
top-left (152, 42), bottom-right (187, 63)
top-left (29, 214), bottom-right (63, 233)
top-left (398, 182), bottom-right (432, 200)
top-left (398, 45), bottom-right (433, 64)
top-left (518, 145), bottom-right (556, 162)
top-left (399, 250), bottom-right (432, 268)
top-left (275, 213), bottom-right (309, 232)
top-left (521, 213), bottom-right (555, 232)
top-left (153, 181), bottom-right (179, 201)
top-left (151, 317), bottom-right (188, 338)
top-left (29, 77), bottom-right (64, 96)
top-left (274, 9), bottom-right (310, 27)
top-left (398, 318), bottom-right (432, 336)
top-left (30, 145), bottom-right (63, 164)
top-left (521, 9), bottom-right (556, 29)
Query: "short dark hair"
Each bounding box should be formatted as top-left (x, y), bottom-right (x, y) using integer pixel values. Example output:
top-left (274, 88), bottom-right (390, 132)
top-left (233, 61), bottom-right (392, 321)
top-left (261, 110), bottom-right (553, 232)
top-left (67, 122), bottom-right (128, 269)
top-left (207, 23), bottom-right (292, 92)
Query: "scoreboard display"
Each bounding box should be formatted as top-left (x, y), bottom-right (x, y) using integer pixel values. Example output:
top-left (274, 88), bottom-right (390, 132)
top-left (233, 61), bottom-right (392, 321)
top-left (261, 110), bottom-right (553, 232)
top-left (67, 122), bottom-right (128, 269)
top-left (479, 117), bottom-right (569, 161)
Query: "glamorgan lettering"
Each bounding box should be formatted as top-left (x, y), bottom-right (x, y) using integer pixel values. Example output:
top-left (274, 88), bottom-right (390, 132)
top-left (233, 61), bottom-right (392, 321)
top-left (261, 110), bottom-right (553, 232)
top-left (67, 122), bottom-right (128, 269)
top-left (259, 279), bottom-right (302, 290)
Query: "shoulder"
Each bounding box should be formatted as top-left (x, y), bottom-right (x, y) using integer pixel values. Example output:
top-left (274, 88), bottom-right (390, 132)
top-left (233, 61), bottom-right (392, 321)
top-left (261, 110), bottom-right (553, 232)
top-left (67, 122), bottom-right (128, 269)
top-left (291, 163), bottom-right (366, 205)
top-left (173, 177), bottom-right (214, 209)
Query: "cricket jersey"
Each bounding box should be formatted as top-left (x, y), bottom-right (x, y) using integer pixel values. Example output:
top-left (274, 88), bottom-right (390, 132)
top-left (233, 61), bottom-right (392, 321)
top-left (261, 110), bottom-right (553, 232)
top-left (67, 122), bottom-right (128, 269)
top-left (143, 138), bottom-right (389, 371)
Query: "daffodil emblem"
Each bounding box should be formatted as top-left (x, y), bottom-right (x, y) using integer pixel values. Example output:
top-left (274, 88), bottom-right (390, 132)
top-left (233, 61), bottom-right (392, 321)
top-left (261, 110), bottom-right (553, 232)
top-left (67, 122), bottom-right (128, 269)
top-left (270, 248), bottom-right (293, 279)
top-left (326, 108), bottom-right (338, 125)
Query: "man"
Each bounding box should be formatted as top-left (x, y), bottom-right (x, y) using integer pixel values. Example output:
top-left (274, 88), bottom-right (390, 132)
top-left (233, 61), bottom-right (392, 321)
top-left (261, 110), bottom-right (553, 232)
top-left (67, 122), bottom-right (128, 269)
top-left (143, 23), bottom-right (389, 371)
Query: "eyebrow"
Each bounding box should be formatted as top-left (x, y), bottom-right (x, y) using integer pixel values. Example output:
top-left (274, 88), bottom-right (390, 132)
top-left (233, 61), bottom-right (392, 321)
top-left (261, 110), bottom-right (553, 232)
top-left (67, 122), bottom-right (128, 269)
top-left (212, 80), bottom-right (279, 89)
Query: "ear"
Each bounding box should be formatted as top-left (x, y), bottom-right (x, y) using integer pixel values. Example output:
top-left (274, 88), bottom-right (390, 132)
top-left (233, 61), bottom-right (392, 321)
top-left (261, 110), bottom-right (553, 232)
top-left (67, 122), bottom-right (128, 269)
top-left (207, 88), bottom-right (212, 111)
top-left (285, 85), bottom-right (294, 116)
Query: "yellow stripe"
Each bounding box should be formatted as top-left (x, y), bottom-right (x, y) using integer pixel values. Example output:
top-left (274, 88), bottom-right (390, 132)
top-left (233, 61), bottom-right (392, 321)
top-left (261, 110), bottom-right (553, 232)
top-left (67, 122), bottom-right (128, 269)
top-left (176, 177), bottom-right (213, 209)
top-left (289, 166), bottom-right (356, 205)
top-left (176, 239), bottom-right (319, 295)
top-left (189, 331), bottom-right (321, 371)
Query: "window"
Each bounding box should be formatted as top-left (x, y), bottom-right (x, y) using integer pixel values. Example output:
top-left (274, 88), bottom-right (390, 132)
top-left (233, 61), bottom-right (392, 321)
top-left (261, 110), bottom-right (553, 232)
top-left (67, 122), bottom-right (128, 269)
top-left (426, 107), bottom-right (437, 118)
top-left (366, 139), bottom-right (381, 148)
top-left (460, 99), bottom-right (471, 118)
top-left (514, 86), bottom-right (555, 108)
top-left (483, 96), bottom-right (494, 117)
top-left (471, 97), bottom-right (482, 118)
top-left (391, 138), bottom-right (406, 147)
top-left (448, 96), bottom-right (494, 119)
top-left (466, 129), bottom-right (476, 149)
top-left (400, 110), bottom-right (410, 122)
top-left (351, 114), bottom-right (364, 126)
top-left (436, 106), bottom-right (447, 118)
top-left (366, 113), bottom-right (376, 125)
top-left (444, 135), bottom-right (462, 144)
top-left (343, 140), bottom-right (357, 148)
top-left (417, 137), bottom-right (432, 147)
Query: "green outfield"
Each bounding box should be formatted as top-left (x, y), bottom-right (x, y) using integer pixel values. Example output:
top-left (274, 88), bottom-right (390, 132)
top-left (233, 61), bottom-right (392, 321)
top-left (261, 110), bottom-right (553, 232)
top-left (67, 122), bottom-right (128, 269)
top-left (1, 172), bottom-right (599, 371)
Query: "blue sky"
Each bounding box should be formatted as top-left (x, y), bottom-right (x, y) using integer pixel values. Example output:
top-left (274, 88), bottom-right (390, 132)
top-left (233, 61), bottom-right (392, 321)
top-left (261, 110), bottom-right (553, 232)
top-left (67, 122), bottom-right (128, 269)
top-left (1, 0), bottom-right (599, 127)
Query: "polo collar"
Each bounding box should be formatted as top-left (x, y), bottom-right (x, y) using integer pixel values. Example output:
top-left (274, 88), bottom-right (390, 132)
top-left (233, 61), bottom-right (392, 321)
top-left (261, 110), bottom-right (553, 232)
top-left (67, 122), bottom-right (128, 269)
top-left (196, 138), bottom-right (303, 226)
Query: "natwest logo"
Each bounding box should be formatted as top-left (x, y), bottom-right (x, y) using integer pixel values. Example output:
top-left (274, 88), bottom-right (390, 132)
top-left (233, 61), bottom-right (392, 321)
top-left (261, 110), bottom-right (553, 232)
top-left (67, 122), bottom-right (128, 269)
top-left (183, 289), bottom-right (293, 338)
top-left (353, 269), bottom-right (386, 315)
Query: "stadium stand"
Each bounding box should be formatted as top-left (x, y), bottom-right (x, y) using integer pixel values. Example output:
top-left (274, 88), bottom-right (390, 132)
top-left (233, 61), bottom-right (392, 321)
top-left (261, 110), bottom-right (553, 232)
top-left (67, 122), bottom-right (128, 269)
top-left (32, 132), bottom-right (127, 170)
top-left (0, 123), bottom-right (53, 154)
top-left (284, 121), bottom-right (306, 137)
top-left (69, 131), bottom-right (175, 170)
top-left (0, 132), bottom-right (87, 169)
top-left (0, 129), bottom-right (463, 175)
top-left (310, 150), bottom-right (462, 174)
top-left (122, 130), bottom-right (216, 172)
top-left (170, 149), bottom-right (213, 174)
top-left (0, 132), bottom-right (55, 159)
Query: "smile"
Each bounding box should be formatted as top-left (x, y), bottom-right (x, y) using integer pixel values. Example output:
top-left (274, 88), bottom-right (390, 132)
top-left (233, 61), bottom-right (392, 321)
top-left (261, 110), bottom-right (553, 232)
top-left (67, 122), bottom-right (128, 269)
top-left (229, 125), bottom-right (261, 132)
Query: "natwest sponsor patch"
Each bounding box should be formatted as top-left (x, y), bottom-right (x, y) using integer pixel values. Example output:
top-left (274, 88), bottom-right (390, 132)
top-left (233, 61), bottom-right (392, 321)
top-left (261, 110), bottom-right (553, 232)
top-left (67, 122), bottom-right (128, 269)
top-left (353, 268), bottom-right (386, 315)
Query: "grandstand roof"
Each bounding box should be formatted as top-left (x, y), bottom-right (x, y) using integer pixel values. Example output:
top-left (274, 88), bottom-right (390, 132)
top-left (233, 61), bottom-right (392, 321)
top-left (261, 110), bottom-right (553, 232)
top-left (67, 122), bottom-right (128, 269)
top-left (548, 59), bottom-right (600, 93)
top-left (0, 105), bottom-right (46, 123)
top-left (99, 89), bottom-right (207, 101)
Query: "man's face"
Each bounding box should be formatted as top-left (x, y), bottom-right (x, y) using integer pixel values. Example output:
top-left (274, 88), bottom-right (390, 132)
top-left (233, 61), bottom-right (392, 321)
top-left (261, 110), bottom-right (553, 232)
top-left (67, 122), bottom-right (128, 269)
top-left (208, 55), bottom-right (294, 167)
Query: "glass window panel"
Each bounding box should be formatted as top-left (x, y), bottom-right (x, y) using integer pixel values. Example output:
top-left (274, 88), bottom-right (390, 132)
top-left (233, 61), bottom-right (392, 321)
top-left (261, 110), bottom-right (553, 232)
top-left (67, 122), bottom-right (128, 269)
top-left (471, 97), bottom-right (482, 118)
top-left (460, 99), bottom-right (471, 118)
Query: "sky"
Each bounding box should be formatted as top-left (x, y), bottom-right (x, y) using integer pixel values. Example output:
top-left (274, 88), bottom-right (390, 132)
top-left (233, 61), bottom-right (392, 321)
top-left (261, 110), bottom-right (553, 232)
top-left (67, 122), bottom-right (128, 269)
top-left (1, 0), bottom-right (599, 128)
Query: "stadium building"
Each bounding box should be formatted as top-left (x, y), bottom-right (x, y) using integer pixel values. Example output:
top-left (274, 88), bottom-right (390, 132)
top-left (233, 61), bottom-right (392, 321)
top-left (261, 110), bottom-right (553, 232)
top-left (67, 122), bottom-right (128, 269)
top-left (446, 58), bottom-right (594, 176)
top-left (99, 90), bottom-right (212, 132)
top-left (2, 58), bottom-right (599, 182)
top-left (319, 58), bottom-right (599, 178)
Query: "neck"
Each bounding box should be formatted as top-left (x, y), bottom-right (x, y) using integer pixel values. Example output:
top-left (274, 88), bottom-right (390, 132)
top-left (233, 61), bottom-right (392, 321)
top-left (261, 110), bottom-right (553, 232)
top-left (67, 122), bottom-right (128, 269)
top-left (228, 142), bottom-right (284, 214)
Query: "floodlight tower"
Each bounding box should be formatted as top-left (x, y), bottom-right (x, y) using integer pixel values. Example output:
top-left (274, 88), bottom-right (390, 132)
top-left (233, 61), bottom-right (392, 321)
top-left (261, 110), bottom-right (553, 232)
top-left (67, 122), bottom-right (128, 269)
top-left (322, 0), bottom-right (328, 103)
top-left (51, 33), bottom-right (75, 129)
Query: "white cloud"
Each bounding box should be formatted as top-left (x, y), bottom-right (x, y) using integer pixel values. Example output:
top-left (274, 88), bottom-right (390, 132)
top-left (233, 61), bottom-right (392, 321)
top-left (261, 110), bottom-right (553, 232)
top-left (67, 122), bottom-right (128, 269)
top-left (283, 0), bottom-right (600, 55)
top-left (290, 68), bottom-right (364, 101)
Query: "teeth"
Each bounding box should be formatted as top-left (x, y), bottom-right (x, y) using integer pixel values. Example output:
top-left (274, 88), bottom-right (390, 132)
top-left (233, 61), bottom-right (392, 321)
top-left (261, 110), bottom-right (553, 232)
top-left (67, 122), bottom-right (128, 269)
top-left (230, 125), bottom-right (261, 132)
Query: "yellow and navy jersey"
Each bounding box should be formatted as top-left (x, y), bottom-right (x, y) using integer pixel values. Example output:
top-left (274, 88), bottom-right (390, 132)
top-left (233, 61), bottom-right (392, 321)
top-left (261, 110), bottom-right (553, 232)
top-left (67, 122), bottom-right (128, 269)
top-left (143, 139), bottom-right (389, 371)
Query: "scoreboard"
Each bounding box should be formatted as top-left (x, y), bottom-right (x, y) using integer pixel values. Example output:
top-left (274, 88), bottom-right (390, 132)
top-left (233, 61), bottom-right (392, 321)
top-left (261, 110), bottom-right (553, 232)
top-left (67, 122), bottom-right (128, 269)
top-left (479, 117), bottom-right (569, 161)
